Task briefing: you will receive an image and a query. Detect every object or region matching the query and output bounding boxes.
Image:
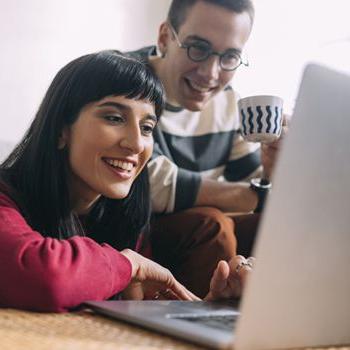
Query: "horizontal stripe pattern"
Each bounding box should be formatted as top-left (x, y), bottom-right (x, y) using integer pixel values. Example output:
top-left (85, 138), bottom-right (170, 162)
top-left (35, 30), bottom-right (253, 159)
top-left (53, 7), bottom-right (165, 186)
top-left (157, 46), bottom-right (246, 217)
top-left (128, 46), bottom-right (262, 213)
top-left (224, 148), bottom-right (261, 181)
top-left (159, 90), bottom-right (239, 137)
top-left (175, 168), bottom-right (202, 212)
top-left (161, 130), bottom-right (235, 171)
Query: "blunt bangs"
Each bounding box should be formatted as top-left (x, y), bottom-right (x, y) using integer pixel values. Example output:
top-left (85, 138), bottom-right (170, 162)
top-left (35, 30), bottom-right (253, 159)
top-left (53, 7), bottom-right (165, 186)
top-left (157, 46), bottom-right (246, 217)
top-left (63, 50), bottom-right (164, 124)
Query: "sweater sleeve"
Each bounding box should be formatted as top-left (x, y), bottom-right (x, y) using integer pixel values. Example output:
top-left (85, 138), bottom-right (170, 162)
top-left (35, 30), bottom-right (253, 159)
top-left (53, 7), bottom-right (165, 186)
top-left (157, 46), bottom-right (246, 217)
top-left (0, 193), bottom-right (132, 312)
top-left (148, 128), bottom-right (202, 214)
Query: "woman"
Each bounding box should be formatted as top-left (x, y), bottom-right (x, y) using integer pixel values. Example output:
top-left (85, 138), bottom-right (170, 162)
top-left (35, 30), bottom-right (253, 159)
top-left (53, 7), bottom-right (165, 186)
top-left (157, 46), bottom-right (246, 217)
top-left (0, 50), bottom-right (252, 312)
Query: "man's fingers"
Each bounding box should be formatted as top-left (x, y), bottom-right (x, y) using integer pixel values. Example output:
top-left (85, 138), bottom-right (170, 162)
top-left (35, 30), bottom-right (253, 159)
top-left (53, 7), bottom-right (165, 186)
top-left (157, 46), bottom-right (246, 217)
top-left (282, 113), bottom-right (291, 126)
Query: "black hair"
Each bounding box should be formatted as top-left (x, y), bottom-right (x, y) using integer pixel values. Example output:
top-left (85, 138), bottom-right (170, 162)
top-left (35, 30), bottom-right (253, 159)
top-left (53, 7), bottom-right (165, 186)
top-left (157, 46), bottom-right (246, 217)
top-left (0, 50), bottom-right (164, 250)
top-left (168, 0), bottom-right (255, 32)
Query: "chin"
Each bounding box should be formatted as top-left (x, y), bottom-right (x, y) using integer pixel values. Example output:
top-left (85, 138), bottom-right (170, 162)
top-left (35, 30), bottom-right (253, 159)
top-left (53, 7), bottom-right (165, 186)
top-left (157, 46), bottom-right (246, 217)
top-left (103, 187), bottom-right (131, 200)
top-left (182, 99), bottom-right (208, 112)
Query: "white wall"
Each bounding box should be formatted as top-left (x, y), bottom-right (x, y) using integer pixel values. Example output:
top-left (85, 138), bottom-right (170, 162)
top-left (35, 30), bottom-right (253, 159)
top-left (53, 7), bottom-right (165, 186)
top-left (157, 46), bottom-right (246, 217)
top-left (0, 0), bottom-right (171, 143)
top-left (235, 0), bottom-right (350, 114)
top-left (1, 0), bottom-right (349, 143)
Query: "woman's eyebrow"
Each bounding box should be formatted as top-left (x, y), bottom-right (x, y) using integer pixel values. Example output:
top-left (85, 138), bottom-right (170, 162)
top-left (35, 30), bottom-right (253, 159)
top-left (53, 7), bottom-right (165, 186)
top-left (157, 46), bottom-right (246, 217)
top-left (144, 114), bottom-right (158, 123)
top-left (97, 101), bottom-right (157, 122)
top-left (97, 101), bottom-right (129, 111)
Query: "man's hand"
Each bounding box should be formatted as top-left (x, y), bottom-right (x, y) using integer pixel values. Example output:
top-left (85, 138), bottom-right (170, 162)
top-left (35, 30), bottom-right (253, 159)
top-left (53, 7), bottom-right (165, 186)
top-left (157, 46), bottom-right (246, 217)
top-left (204, 255), bottom-right (255, 301)
top-left (261, 114), bottom-right (290, 180)
top-left (120, 249), bottom-right (200, 301)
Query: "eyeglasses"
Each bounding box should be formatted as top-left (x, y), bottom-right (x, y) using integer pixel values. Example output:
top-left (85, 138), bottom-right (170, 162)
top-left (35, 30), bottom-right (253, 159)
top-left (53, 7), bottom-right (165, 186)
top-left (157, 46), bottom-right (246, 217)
top-left (168, 22), bottom-right (249, 72)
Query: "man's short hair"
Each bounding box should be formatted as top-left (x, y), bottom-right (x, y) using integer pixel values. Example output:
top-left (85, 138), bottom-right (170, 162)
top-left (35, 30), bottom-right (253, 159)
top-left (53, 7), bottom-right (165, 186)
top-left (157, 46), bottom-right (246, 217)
top-left (167, 0), bottom-right (255, 32)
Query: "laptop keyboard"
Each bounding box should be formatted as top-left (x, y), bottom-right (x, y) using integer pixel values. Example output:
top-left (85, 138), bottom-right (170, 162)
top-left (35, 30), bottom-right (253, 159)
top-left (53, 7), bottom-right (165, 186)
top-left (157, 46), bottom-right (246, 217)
top-left (171, 314), bottom-right (238, 331)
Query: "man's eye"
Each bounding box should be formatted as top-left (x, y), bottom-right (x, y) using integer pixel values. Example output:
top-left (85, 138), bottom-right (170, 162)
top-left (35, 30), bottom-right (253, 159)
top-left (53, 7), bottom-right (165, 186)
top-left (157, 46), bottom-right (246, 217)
top-left (222, 52), bottom-right (240, 63)
top-left (104, 115), bottom-right (124, 123)
top-left (188, 43), bottom-right (210, 60)
top-left (190, 43), bottom-right (210, 54)
top-left (191, 43), bottom-right (209, 52)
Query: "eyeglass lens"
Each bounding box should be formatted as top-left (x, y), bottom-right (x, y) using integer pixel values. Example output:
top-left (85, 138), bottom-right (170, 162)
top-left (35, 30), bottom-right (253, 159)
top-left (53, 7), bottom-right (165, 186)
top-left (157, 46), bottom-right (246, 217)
top-left (187, 43), bottom-right (241, 70)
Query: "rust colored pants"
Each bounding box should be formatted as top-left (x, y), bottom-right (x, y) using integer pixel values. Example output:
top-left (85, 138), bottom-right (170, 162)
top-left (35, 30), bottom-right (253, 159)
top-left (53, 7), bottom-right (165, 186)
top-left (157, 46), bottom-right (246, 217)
top-left (149, 207), bottom-right (260, 298)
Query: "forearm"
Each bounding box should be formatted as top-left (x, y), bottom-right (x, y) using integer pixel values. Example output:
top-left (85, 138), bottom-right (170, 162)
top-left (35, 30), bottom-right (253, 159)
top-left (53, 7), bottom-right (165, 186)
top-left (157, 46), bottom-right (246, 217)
top-left (0, 194), bottom-right (132, 312)
top-left (194, 178), bottom-right (258, 213)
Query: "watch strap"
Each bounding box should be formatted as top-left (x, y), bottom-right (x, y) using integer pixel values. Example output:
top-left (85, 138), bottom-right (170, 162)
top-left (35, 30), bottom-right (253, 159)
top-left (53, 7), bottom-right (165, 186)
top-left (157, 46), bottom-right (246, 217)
top-left (250, 178), bottom-right (272, 213)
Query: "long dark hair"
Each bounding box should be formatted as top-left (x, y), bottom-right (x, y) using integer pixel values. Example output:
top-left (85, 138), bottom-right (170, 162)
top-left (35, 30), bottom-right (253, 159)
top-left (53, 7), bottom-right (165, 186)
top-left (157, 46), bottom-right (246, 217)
top-left (0, 50), bottom-right (164, 250)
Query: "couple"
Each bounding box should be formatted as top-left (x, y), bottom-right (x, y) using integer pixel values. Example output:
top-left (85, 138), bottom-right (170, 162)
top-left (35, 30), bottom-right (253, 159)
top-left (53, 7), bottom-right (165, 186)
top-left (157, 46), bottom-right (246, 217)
top-left (0, 0), bottom-right (283, 311)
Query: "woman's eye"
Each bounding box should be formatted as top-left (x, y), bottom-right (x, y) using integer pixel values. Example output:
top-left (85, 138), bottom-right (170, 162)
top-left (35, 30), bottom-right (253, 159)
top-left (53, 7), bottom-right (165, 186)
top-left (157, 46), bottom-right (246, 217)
top-left (141, 124), bottom-right (155, 135)
top-left (104, 115), bottom-right (124, 124)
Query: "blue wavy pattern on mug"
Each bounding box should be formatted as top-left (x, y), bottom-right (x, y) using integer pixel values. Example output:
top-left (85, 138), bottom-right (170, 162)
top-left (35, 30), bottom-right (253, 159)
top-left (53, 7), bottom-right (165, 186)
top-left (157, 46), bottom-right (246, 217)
top-left (266, 105), bottom-right (272, 133)
top-left (240, 109), bottom-right (247, 135)
top-left (256, 106), bottom-right (263, 132)
top-left (273, 106), bottom-right (280, 133)
top-left (247, 107), bottom-right (254, 133)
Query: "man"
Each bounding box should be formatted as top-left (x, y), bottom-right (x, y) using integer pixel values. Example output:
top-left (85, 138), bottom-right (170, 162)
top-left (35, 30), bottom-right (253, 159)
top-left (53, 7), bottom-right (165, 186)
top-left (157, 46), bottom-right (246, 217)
top-left (129, 0), bottom-right (282, 297)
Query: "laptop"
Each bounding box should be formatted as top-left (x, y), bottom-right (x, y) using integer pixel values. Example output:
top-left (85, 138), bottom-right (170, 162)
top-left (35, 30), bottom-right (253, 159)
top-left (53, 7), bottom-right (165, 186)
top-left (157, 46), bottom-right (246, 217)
top-left (85, 63), bottom-right (350, 350)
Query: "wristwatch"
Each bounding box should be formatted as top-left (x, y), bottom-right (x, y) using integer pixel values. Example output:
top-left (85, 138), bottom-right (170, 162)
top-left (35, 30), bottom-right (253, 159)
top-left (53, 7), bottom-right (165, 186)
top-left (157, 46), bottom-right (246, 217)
top-left (250, 178), bottom-right (272, 213)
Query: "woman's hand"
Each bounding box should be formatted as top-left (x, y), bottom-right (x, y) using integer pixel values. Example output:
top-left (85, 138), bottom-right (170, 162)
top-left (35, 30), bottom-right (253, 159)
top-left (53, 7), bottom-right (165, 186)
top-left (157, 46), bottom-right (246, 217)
top-left (120, 249), bottom-right (200, 301)
top-left (204, 255), bottom-right (255, 301)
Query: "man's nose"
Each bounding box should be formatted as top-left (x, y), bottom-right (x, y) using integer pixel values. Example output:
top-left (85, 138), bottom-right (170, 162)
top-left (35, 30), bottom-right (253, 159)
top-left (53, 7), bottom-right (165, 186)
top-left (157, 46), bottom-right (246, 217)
top-left (197, 55), bottom-right (221, 81)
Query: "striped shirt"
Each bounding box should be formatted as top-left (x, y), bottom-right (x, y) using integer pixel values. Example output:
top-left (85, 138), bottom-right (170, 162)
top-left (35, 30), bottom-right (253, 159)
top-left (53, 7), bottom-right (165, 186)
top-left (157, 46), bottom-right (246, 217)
top-left (128, 47), bottom-right (261, 213)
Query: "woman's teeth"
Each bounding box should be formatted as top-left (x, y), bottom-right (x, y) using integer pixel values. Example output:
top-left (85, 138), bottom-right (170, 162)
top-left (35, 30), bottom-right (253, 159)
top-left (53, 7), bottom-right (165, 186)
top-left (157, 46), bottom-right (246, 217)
top-left (105, 159), bottom-right (133, 171)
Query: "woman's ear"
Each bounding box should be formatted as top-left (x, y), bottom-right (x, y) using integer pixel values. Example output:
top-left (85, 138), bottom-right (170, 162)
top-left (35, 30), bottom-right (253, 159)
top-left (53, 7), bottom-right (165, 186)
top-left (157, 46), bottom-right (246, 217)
top-left (58, 127), bottom-right (69, 150)
top-left (157, 22), bottom-right (171, 58)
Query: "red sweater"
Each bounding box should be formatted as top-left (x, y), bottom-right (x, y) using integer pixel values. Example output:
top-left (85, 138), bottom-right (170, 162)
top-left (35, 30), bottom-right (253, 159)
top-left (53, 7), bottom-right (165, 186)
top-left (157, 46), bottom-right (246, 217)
top-left (0, 192), bottom-right (132, 312)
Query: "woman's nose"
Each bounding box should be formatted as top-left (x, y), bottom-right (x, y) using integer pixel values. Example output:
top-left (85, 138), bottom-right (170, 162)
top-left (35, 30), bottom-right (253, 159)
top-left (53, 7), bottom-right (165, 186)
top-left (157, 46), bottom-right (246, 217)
top-left (119, 126), bottom-right (144, 154)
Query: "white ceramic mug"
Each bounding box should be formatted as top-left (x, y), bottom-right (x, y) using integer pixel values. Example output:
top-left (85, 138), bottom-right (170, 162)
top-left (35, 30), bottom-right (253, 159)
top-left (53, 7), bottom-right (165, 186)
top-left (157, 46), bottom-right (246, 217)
top-left (238, 95), bottom-right (284, 143)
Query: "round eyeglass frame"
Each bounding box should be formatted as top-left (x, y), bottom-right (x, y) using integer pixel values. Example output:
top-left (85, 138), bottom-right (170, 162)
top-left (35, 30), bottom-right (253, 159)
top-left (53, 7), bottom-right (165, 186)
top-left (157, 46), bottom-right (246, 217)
top-left (168, 22), bottom-right (249, 72)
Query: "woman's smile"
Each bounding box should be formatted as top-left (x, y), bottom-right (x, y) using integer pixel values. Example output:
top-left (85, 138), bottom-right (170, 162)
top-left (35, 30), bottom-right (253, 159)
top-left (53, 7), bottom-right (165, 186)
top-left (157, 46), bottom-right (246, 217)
top-left (102, 157), bottom-right (137, 180)
top-left (61, 95), bottom-right (157, 213)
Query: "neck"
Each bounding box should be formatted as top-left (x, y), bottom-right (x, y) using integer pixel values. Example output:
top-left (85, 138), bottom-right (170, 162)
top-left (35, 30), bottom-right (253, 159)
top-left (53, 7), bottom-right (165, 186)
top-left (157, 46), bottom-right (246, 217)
top-left (149, 56), bottom-right (180, 107)
top-left (71, 194), bottom-right (100, 215)
top-left (67, 172), bottom-right (101, 215)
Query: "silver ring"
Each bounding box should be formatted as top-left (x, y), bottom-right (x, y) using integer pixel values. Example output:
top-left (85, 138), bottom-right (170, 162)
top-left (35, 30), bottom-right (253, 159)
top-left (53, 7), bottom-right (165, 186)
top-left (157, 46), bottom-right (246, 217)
top-left (247, 257), bottom-right (255, 267)
top-left (153, 289), bottom-right (171, 300)
top-left (235, 261), bottom-right (253, 274)
top-left (153, 292), bottom-right (161, 300)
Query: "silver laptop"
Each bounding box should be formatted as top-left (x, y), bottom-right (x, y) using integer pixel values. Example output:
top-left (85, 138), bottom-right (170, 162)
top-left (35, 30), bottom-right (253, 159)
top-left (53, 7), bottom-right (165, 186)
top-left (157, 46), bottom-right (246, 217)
top-left (86, 63), bottom-right (350, 350)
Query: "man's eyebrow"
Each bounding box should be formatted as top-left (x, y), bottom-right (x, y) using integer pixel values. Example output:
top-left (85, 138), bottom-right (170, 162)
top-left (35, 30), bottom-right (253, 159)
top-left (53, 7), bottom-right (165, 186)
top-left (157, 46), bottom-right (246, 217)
top-left (97, 101), bottom-right (157, 122)
top-left (185, 35), bottom-right (211, 45)
top-left (185, 35), bottom-right (242, 54)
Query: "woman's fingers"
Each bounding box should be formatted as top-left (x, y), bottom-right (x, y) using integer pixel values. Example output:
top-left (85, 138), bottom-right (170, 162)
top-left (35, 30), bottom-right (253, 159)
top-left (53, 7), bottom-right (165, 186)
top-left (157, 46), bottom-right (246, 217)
top-left (205, 260), bottom-right (238, 301)
top-left (209, 260), bottom-right (230, 294)
top-left (167, 279), bottom-right (201, 301)
top-left (121, 250), bottom-right (200, 301)
top-left (229, 255), bottom-right (253, 286)
top-left (145, 278), bottom-right (200, 301)
top-left (145, 265), bottom-right (199, 300)
top-left (122, 281), bottom-right (144, 300)
top-left (121, 250), bottom-right (256, 302)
